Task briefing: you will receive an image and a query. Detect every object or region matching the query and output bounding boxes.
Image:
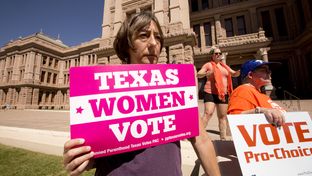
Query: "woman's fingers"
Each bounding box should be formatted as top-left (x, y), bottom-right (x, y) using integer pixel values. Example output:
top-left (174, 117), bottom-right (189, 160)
top-left (69, 160), bottom-right (90, 176)
top-left (66, 151), bottom-right (94, 175)
top-left (64, 145), bottom-right (91, 166)
top-left (63, 138), bottom-right (94, 175)
top-left (64, 138), bottom-right (85, 152)
top-left (63, 139), bottom-right (85, 165)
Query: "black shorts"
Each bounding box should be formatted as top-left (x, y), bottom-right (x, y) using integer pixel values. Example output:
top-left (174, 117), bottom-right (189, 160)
top-left (203, 92), bottom-right (229, 104)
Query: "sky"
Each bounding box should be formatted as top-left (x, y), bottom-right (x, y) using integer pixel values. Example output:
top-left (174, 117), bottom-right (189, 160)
top-left (0, 0), bottom-right (104, 47)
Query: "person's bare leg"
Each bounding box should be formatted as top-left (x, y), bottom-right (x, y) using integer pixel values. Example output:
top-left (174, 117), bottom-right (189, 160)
top-left (216, 104), bottom-right (228, 140)
top-left (202, 102), bottom-right (216, 129)
top-left (226, 118), bottom-right (232, 139)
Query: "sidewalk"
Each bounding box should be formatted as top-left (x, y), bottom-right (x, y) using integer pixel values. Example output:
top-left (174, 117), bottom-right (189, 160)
top-left (0, 101), bottom-right (219, 175)
top-left (1, 100), bottom-right (311, 175)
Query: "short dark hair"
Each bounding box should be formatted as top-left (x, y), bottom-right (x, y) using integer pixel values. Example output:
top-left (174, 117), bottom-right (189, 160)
top-left (113, 11), bottom-right (164, 64)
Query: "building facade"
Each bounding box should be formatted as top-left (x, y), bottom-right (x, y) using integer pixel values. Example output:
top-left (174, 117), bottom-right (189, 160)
top-left (0, 0), bottom-right (311, 110)
top-left (190, 0), bottom-right (312, 99)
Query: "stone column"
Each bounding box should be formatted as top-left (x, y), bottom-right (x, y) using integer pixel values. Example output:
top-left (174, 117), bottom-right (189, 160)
top-left (25, 51), bottom-right (35, 83)
top-left (249, 7), bottom-right (258, 33)
top-left (0, 59), bottom-right (5, 83)
top-left (55, 90), bottom-right (62, 110)
top-left (154, 0), bottom-right (164, 25)
top-left (43, 71), bottom-right (48, 84)
top-left (154, 0), bottom-right (165, 32)
top-left (257, 48), bottom-right (275, 97)
top-left (179, 0), bottom-right (191, 30)
top-left (169, 0), bottom-right (183, 33)
top-left (58, 61), bottom-right (65, 85)
top-left (93, 54), bottom-right (97, 64)
top-left (47, 93), bottom-right (52, 106)
top-left (257, 47), bottom-right (270, 62)
top-left (214, 15), bottom-right (222, 43)
top-left (0, 90), bottom-right (3, 105)
top-left (80, 55), bottom-right (85, 66)
top-left (102, 0), bottom-right (111, 39)
top-left (50, 73), bottom-right (54, 84)
top-left (12, 54), bottom-right (21, 83)
top-left (51, 92), bottom-right (56, 107)
top-left (200, 23), bottom-right (206, 49)
top-left (70, 59), bottom-right (75, 67)
top-left (17, 88), bottom-right (25, 109)
top-left (221, 52), bottom-right (228, 64)
top-left (7, 88), bottom-right (14, 104)
top-left (25, 87), bottom-right (33, 108)
top-left (17, 87), bottom-right (33, 109)
top-left (211, 23), bottom-right (216, 46)
top-left (46, 56), bottom-right (51, 67)
top-left (59, 91), bottom-right (64, 108)
top-left (32, 88), bottom-right (39, 109)
top-left (65, 89), bottom-right (70, 110)
top-left (41, 92), bottom-right (46, 105)
top-left (3, 57), bottom-right (10, 83)
top-left (169, 0), bottom-right (178, 17)
top-left (86, 55), bottom-right (90, 65)
top-left (51, 58), bottom-right (55, 68)
top-left (34, 53), bottom-right (42, 84)
top-left (113, 0), bottom-right (123, 36)
top-left (12, 88), bottom-right (17, 107)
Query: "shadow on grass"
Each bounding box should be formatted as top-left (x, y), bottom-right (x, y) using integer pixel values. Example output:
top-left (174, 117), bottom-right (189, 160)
top-left (0, 144), bottom-right (95, 176)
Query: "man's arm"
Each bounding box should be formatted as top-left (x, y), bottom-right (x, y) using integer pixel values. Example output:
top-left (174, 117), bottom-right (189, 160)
top-left (228, 95), bottom-right (285, 127)
top-left (240, 107), bottom-right (285, 127)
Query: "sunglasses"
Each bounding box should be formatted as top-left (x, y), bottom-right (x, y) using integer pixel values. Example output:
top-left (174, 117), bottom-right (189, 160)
top-left (214, 52), bottom-right (222, 55)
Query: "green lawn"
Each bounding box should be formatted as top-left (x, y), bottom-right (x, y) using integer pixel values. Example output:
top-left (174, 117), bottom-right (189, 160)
top-left (0, 144), bottom-right (95, 176)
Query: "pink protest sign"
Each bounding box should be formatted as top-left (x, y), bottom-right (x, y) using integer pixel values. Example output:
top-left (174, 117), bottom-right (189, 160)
top-left (70, 64), bottom-right (199, 158)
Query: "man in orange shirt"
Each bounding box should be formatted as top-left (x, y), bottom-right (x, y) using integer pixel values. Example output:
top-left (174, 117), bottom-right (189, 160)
top-left (228, 59), bottom-right (285, 127)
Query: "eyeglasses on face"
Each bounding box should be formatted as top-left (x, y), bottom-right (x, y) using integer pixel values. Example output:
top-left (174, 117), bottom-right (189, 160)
top-left (214, 52), bottom-right (222, 55)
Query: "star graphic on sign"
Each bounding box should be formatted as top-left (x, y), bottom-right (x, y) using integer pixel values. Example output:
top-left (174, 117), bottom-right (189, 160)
top-left (189, 94), bottom-right (194, 100)
top-left (76, 106), bottom-right (84, 114)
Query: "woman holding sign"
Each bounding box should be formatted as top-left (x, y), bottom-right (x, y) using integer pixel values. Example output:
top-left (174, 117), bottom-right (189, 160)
top-left (63, 11), bottom-right (220, 176)
top-left (197, 47), bottom-right (240, 140)
top-left (227, 59), bottom-right (285, 126)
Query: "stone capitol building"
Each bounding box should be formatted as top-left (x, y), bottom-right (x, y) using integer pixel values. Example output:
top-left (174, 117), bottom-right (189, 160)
top-left (0, 0), bottom-right (311, 110)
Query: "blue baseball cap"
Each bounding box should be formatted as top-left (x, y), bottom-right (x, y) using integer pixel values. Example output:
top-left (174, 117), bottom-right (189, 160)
top-left (241, 59), bottom-right (281, 78)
